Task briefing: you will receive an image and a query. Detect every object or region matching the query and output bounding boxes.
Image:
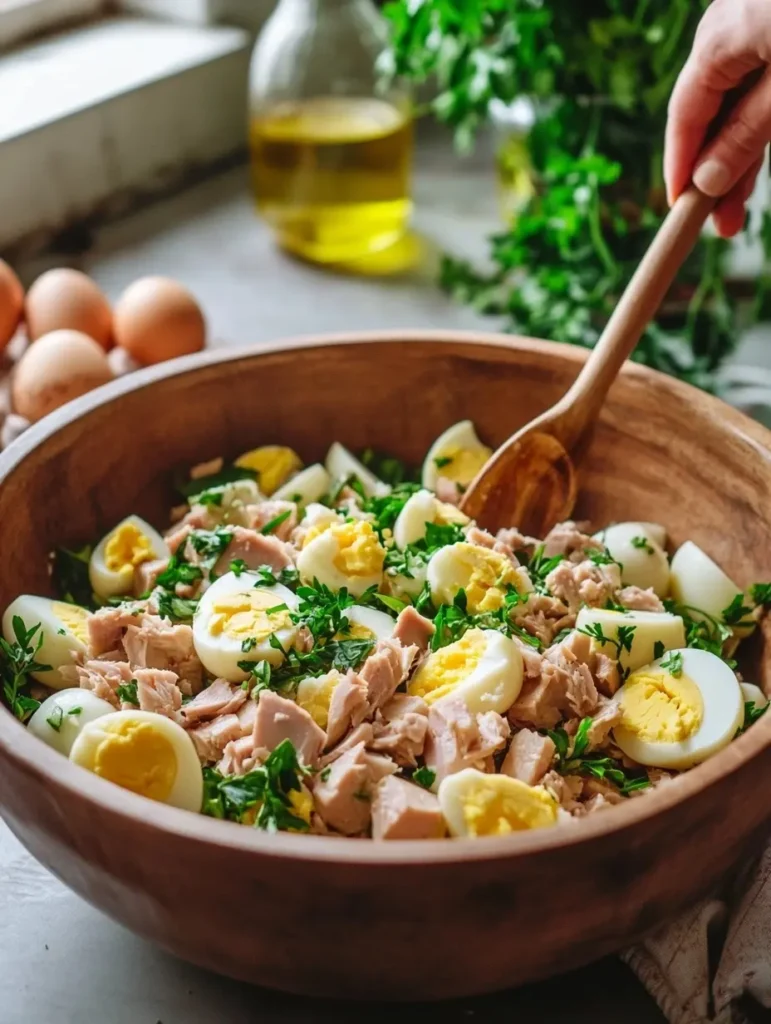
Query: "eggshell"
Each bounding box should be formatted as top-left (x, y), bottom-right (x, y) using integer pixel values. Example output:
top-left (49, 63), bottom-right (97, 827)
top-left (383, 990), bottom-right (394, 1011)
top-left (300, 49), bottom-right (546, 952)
top-left (25, 268), bottom-right (113, 349)
top-left (0, 259), bottom-right (24, 351)
top-left (12, 329), bottom-right (113, 423)
top-left (114, 277), bottom-right (205, 365)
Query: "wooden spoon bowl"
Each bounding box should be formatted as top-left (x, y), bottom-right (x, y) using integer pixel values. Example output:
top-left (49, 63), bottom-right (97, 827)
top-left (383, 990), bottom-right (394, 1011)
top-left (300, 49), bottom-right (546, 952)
top-left (0, 330), bottom-right (770, 1000)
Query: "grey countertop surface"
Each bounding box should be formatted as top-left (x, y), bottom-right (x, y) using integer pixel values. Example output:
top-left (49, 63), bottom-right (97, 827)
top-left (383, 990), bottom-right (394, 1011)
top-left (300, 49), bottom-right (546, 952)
top-left (0, 137), bottom-right (708, 1023)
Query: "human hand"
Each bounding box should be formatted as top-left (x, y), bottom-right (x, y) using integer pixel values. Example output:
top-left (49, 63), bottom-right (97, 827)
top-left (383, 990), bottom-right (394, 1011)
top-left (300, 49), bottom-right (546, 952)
top-left (665, 0), bottom-right (771, 238)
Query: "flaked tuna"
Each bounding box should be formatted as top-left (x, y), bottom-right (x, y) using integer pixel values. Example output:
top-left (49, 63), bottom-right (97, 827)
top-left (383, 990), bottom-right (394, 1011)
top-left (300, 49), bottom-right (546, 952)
top-left (501, 729), bottom-right (556, 786)
top-left (371, 776), bottom-right (445, 840)
top-left (181, 678), bottom-right (246, 724)
top-left (253, 690), bottom-right (325, 768)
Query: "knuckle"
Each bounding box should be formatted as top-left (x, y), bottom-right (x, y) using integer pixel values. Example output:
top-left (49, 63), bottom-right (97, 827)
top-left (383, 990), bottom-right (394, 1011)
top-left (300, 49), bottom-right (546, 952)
top-left (723, 111), bottom-right (766, 159)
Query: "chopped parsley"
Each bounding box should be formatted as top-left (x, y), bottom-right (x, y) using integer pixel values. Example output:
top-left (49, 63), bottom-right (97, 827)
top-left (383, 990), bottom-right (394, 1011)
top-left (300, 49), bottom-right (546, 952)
top-left (325, 638), bottom-right (376, 671)
top-left (193, 486), bottom-right (225, 507)
top-left (188, 527), bottom-right (234, 570)
top-left (433, 456), bottom-right (453, 470)
top-left (664, 600), bottom-right (734, 665)
top-left (384, 521), bottom-right (466, 578)
top-left (116, 680), bottom-right (139, 705)
top-left (327, 474), bottom-right (367, 506)
top-left (176, 465), bottom-right (257, 499)
top-left (260, 509), bottom-right (293, 535)
top-left (230, 558), bottom-right (248, 577)
top-left (750, 583), bottom-right (771, 607)
top-left (254, 565), bottom-right (300, 589)
top-left (238, 660), bottom-right (274, 697)
top-left (413, 766), bottom-right (436, 789)
top-left (202, 739), bottom-right (311, 832)
top-left (0, 617), bottom-right (50, 722)
top-left (653, 640), bottom-right (665, 660)
top-left (659, 650), bottom-right (683, 677)
top-left (577, 622), bottom-right (636, 662)
top-left (46, 705), bottom-right (64, 732)
top-left (741, 701), bottom-right (769, 733)
top-left (721, 593), bottom-right (756, 629)
top-left (547, 717), bottom-right (650, 797)
top-left (630, 536), bottom-right (655, 554)
top-left (359, 449), bottom-right (417, 487)
top-left (241, 637), bottom-right (257, 653)
top-left (585, 547), bottom-right (623, 572)
top-left (155, 592), bottom-right (198, 622)
top-left (523, 545), bottom-right (564, 595)
top-left (68, 706), bottom-right (82, 716)
top-left (429, 587), bottom-right (541, 652)
top-left (319, 766), bottom-right (331, 782)
top-left (360, 481), bottom-right (422, 536)
top-left (155, 556), bottom-right (203, 590)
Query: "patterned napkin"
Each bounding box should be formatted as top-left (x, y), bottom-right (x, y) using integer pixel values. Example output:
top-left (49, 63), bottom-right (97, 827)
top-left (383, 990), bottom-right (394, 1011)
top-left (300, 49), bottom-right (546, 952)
top-left (622, 842), bottom-right (771, 1023)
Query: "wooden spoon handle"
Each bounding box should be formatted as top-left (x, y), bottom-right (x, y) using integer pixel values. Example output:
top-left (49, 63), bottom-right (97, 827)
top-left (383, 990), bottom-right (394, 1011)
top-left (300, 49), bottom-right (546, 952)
top-left (552, 186), bottom-right (716, 449)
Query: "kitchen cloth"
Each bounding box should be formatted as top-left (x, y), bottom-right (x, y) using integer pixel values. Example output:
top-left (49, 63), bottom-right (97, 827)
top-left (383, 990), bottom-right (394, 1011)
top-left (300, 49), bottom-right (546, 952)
top-left (623, 843), bottom-right (771, 1023)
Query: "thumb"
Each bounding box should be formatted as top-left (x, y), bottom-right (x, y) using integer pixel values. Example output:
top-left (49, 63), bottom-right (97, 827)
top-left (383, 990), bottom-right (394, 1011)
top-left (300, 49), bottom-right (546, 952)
top-left (694, 68), bottom-right (771, 197)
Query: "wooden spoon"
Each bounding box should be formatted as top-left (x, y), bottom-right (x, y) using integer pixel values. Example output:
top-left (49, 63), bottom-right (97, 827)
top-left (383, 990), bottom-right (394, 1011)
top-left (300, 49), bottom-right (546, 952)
top-left (460, 185), bottom-right (717, 536)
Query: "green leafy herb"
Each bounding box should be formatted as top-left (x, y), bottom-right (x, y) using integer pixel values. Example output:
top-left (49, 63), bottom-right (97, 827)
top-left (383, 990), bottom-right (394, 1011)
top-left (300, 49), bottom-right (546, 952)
top-left (230, 558), bottom-right (248, 577)
top-left (0, 617), bottom-right (50, 721)
top-left (525, 544), bottom-right (564, 595)
top-left (653, 640), bottom-right (666, 660)
top-left (750, 583), bottom-right (771, 608)
top-left (177, 465), bottom-right (257, 499)
top-left (359, 448), bottom-right (417, 487)
top-left (664, 600), bottom-right (735, 665)
top-left (585, 547), bottom-right (623, 572)
top-left (361, 481), bottom-right (422, 537)
top-left (433, 456), bottom-right (453, 470)
top-left (660, 650), bottom-right (683, 677)
top-left (155, 592), bottom-right (199, 622)
top-left (413, 766), bottom-right (436, 789)
top-left (51, 544), bottom-right (95, 607)
top-left (202, 739), bottom-right (311, 832)
top-left (631, 536), bottom-right (655, 554)
top-left (116, 680), bottom-right (139, 705)
top-left (327, 474), bottom-right (367, 506)
top-left (254, 565), bottom-right (300, 589)
top-left (46, 705), bottom-right (64, 732)
top-left (319, 766), bottom-right (331, 782)
top-left (547, 717), bottom-right (650, 797)
top-left (384, 521), bottom-right (466, 578)
top-left (238, 659), bottom-right (274, 696)
top-left (260, 509), bottom-right (293, 535)
top-left (193, 487), bottom-right (225, 507)
top-left (241, 637), bottom-right (257, 653)
top-left (68, 706), bottom-right (82, 716)
top-left (430, 587), bottom-right (541, 652)
top-left (741, 701), bottom-right (769, 733)
top-left (577, 621), bottom-right (636, 662)
top-left (721, 594), bottom-right (755, 628)
top-left (156, 556), bottom-right (203, 590)
top-left (325, 638), bottom-right (375, 671)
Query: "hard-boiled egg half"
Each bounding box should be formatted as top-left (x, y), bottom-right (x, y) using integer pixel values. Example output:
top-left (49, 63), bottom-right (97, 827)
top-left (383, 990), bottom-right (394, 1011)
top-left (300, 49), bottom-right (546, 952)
top-left (612, 648), bottom-right (743, 769)
top-left (297, 518), bottom-right (385, 597)
top-left (575, 606), bottom-right (685, 674)
top-left (296, 669), bottom-right (344, 730)
top-left (2, 596), bottom-right (91, 688)
top-left (408, 627), bottom-right (523, 715)
top-left (337, 604), bottom-right (395, 644)
top-left (234, 445), bottom-right (302, 495)
top-left (670, 541), bottom-right (745, 626)
top-left (70, 710), bottom-right (203, 811)
top-left (89, 515), bottom-right (170, 599)
top-left (392, 488), bottom-right (469, 548)
top-left (438, 768), bottom-right (558, 837)
top-left (325, 442), bottom-right (389, 498)
top-left (422, 421), bottom-right (492, 492)
top-left (28, 688), bottom-right (114, 756)
top-left (427, 541), bottom-right (531, 614)
top-left (193, 570), bottom-right (300, 682)
top-left (272, 463), bottom-right (331, 506)
top-left (188, 477), bottom-right (264, 510)
top-left (595, 521), bottom-right (670, 597)
top-left (741, 682), bottom-right (768, 711)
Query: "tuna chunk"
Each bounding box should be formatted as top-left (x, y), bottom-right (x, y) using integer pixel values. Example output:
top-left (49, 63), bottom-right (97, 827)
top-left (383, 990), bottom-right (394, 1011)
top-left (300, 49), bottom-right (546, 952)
top-left (392, 606), bottom-right (435, 652)
top-left (325, 671), bottom-right (368, 748)
top-left (253, 689), bottom-right (325, 768)
top-left (312, 741), bottom-right (396, 836)
top-left (77, 659), bottom-right (133, 707)
top-left (134, 558), bottom-right (169, 598)
top-left (435, 476), bottom-right (462, 506)
top-left (556, 630), bottom-right (620, 698)
top-left (511, 594), bottom-right (574, 647)
top-left (181, 678), bottom-right (246, 725)
top-left (542, 520), bottom-right (603, 561)
top-left (371, 776), bottom-right (445, 840)
top-left (512, 636), bottom-right (544, 680)
top-left (508, 672), bottom-right (566, 730)
top-left (360, 638), bottom-right (418, 713)
top-left (496, 527), bottom-right (538, 559)
top-left (123, 614), bottom-right (203, 695)
top-left (189, 714), bottom-right (243, 763)
top-left (164, 522), bottom-right (194, 555)
top-left (585, 699), bottom-right (623, 751)
top-left (87, 606), bottom-right (144, 659)
top-left (217, 734), bottom-right (261, 776)
top-left (543, 633), bottom-right (600, 718)
top-left (135, 668), bottom-right (182, 719)
top-left (541, 770), bottom-right (584, 813)
top-left (618, 585), bottom-right (665, 612)
top-left (320, 723), bottom-right (374, 767)
top-left (236, 696), bottom-right (259, 735)
top-left (245, 501), bottom-right (298, 542)
top-left (213, 526), bottom-right (295, 575)
top-left (544, 559), bottom-right (621, 613)
top-left (501, 729), bottom-right (556, 785)
top-left (423, 699), bottom-right (510, 784)
top-left (370, 695), bottom-right (429, 767)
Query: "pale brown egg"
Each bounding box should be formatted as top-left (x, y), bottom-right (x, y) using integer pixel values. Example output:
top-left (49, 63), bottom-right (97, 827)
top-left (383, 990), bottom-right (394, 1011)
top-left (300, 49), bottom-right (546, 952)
top-left (0, 259), bottom-right (24, 351)
top-left (25, 268), bottom-right (113, 350)
top-left (113, 276), bottom-right (205, 365)
top-left (12, 329), bottom-right (113, 423)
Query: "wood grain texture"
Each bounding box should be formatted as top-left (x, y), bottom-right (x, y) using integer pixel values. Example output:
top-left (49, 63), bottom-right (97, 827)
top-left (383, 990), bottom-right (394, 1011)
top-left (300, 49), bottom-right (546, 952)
top-left (0, 330), bottom-right (770, 1000)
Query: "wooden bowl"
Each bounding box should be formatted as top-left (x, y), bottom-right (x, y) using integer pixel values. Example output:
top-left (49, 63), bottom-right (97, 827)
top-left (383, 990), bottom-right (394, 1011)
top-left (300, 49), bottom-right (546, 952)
top-left (1, 331), bottom-right (771, 1000)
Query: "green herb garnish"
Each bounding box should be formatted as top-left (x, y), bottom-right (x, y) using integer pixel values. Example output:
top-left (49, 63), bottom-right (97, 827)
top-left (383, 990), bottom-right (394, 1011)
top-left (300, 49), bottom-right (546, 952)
top-left (0, 617), bottom-right (50, 721)
top-left (630, 536), bottom-right (654, 554)
top-left (659, 650), bottom-right (683, 677)
top-left (359, 449), bottom-right (417, 487)
top-left (413, 766), bottom-right (436, 789)
top-left (46, 705), bottom-right (64, 732)
top-left (653, 640), bottom-right (665, 660)
top-left (433, 456), bottom-right (453, 470)
top-left (260, 509), bottom-right (292, 535)
top-left (177, 465), bottom-right (257, 499)
top-left (547, 716), bottom-right (650, 797)
top-left (116, 680), bottom-right (139, 705)
top-left (230, 558), bottom-right (248, 577)
top-left (156, 556), bottom-right (203, 590)
top-left (577, 622), bottom-right (636, 662)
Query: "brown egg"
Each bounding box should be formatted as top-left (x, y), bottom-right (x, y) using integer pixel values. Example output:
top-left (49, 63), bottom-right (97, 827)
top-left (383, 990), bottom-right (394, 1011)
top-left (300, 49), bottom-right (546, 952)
top-left (12, 329), bottom-right (113, 423)
top-left (0, 259), bottom-right (24, 351)
top-left (25, 268), bottom-right (113, 350)
top-left (114, 276), bottom-right (206, 365)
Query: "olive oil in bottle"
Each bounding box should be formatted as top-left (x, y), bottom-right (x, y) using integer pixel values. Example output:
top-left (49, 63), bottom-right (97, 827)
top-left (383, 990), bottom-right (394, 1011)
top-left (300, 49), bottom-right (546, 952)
top-left (250, 97), bottom-right (413, 264)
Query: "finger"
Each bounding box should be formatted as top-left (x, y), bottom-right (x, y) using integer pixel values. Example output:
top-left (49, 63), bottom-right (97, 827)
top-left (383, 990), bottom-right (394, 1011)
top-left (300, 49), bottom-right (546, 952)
top-left (694, 69), bottom-right (771, 197)
top-left (712, 155), bottom-right (765, 237)
top-left (665, 54), bottom-right (726, 204)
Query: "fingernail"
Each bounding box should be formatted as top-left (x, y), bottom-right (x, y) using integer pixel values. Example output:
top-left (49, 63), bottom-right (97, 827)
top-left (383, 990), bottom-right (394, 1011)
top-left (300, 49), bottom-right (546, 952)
top-left (693, 159), bottom-right (732, 196)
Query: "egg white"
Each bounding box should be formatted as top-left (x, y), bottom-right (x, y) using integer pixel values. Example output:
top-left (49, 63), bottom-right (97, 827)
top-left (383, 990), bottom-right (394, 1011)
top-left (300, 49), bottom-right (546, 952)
top-left (297, 520), bottom-right (385, 598)
top-left (89, 514), bottom-right (170, 600)
top-left (595, 521), bottom-right (670, 597)
top-left (670, 541), bottom-right (744, 626)
top-left (28, 688), bottom-right (114, 756)
top-left (193, 571), bottom-right (300, 682)
top-left (339, 604), bottom-right (395, 644)
top-left (385, 562), bottom-right (428, 601)
top-left (408, 627), bottom-right (523, 715)
top-left (438, 768), bottom-right (558, 838)
top-left (421, 420), bottom-right (492, 491)
top-left (325, 442), bottom-right (390, 498)
top-left (273, 463), bottom-right (331, 505)
top-left (70, 709), bottom-right (203, 812)
top-left (741, 682), bottom-right (768, 711)
top-left (392, 489), bottom-right (470, 549)
top-left (2, 595), bottom-right (91, 688)
top-left (575, 606), bottom-right (685, 674)
top-left (427, 541), bottom-right (531, 612)
top-left (612, 647), bottom-right (744, 769)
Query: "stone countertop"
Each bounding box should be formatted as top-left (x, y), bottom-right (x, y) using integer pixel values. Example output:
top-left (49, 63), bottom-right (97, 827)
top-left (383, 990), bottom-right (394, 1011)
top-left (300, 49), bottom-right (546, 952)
top-left (1, 141), bottom-right (672, 1023)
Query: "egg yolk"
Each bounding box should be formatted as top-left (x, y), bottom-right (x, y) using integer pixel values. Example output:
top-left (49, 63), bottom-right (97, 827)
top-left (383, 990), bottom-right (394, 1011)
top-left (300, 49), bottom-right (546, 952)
top-left (288, 787), bottom-right (314, 829)
top-left (296, 671), bottom-right (342, 729)
top-left (409, 628), bottom-right (486, 704)
top-left (54, 602), bottom-right (89, 644)
top-left (455, 543), bottom-right (523, 613)
top-left (92, 719), bottom-right (177, 802)
top-left (436, 445), bottom-right (492, 486)
top-left (434, 500), bottom-right (470, 528)
top-left (208, 588), bottom-right (291, 641)
top-left (335, 622), bottom-right (375, 642)
top-left (235, 445), bottom-right (302, 495)
top-left (105, 523), bottom-right (154, 573)
top-left (619, 669), bottom-right (704, 743)
top-left (328, 521), bottom-right (385, 579)
top-left (461, 778), bottom-right (558, 836)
